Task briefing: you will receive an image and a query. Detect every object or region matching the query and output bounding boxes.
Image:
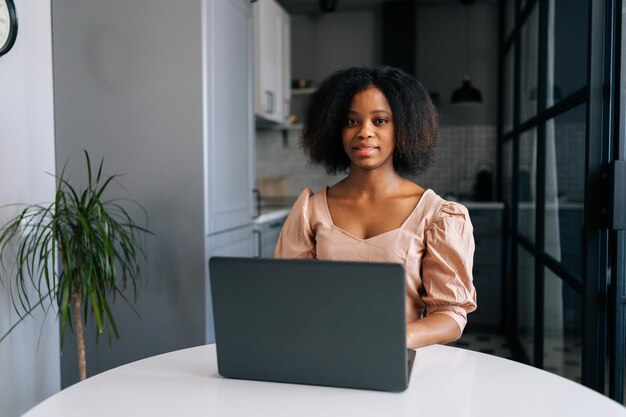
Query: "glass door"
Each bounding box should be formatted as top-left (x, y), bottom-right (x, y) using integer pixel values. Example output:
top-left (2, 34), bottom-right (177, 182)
top-left (498, 0), bottom-right (624, 401)
top-left (609, 0), bottom-right (626, 403)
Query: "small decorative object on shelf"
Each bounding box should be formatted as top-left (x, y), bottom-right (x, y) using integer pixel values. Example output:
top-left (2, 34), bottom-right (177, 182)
top-left (291, 78), bottom-right (312, 89)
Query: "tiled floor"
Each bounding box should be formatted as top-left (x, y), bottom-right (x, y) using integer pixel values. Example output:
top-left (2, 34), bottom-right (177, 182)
top-left (451, 330), bottom-right (514, 360)
top-left (543, 335), bottom-right (583, 383)
top-left (453, 330), bottom-right (626, 402)
top-left (453, 330), bottom-right (583, 383)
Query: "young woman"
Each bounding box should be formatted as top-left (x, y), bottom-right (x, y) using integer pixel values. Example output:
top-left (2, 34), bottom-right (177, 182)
top-left (274, 66), bottom-right (477, 349)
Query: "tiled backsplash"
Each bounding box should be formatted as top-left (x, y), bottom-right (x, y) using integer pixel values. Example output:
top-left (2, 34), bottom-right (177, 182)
top-left (255, 128), bottom-right (340, 196)
top-left (256, 125), bottom-right (497, 198)
top-left (413, 125), bottom-right (497, 199)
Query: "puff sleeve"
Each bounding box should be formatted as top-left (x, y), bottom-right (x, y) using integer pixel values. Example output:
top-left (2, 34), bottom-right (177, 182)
top-left (421, 201), bottom-right (477, 332)
top-left (274, 188), bottom-right (316, 259)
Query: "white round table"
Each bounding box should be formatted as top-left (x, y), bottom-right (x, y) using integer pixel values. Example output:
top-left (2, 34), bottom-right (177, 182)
top-left (23, 344), bottom-right (626, 417)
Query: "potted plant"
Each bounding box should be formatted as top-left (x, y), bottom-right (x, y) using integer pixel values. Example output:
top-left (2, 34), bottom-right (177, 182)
top-left (0, 151), bottom-right (152, 380)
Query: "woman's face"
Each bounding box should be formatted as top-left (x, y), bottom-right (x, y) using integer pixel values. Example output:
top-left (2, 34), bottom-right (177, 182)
top-left (341, 86), bottom-right (395, 173)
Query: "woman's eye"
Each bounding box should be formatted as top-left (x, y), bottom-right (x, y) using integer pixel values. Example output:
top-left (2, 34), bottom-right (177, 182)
top-left (346, 118), bottom-right (359, 126)
top-left (374, 118), bottom-right (388, 125)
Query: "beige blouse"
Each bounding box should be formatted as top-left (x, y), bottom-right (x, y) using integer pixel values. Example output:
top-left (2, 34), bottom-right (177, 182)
top-left (274, 187), bottom-right (477, 331)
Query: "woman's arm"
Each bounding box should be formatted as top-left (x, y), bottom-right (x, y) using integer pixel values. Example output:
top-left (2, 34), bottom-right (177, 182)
top-left (406, 313), bottom-right (462, 349)
top-left (414, 201), bottom-right (477, 349)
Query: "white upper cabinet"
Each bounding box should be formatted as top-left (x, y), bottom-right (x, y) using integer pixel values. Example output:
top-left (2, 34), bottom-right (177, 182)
top-left (253, 0), bottom-right (291, 124)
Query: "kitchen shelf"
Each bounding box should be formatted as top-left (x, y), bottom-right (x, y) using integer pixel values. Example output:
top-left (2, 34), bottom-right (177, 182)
top-left (291, 88), bottom-right (316, 95)
top-left (255, 118), bottom-right (303, 147)
top-left (266, 123), bottom-right (303, 131)
top-left (255, 116), bottom-right (302, 131)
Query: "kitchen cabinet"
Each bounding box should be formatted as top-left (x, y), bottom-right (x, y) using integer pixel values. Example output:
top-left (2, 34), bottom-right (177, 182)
top-left (206, 0), bottom-right (255, 235)
top-left (254, 88), bottom-right (312, 144)
top-left (466, 203), bottom-right (504, 330)
top-left (205, 224), bottom-right (255, 341)
top-left (253, 210), bottom-right (289, 258)
top-left (253, 0), bottom-right (291, 124)
top-left (205, 0), bottom-right (256, 343)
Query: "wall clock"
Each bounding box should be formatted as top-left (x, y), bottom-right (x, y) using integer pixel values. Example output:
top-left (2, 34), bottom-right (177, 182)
top-left (0, 0), bottom-right (18, 57)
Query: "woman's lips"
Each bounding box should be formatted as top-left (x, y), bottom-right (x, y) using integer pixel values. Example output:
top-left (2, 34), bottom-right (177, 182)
top-left (353, 145), bottom-right (379, 157)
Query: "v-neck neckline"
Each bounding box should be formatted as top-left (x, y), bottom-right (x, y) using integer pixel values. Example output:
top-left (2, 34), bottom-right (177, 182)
top-left (322, 188), bottom-right (432, 242)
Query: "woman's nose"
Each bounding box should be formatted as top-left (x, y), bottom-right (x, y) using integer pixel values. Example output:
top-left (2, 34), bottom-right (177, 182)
top-left (357, 121), bottom-right (374, 138)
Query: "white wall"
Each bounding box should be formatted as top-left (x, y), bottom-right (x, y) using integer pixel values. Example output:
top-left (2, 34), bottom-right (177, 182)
top-left (290, 11), bottom-right (381, 86)
top-left (50, 0), bottom-right (207, 387)
top-left (416, 3), bottom-right (499, 126)
top-left (289, 4), bottom-right (498, 126)
top-left (0, 1), bottom-right (60, 416)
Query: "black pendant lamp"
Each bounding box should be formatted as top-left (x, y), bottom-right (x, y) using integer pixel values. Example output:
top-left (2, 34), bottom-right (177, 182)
top-left (451, 1), bottom-right (483, 105)
top-left (320, 0), bottom-right (338, 13)
top-left (452, 74), bottom-right (483, 104)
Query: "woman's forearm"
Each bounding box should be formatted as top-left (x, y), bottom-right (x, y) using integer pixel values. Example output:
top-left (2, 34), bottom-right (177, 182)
top-left (406, 313), bottom-right (462, 349)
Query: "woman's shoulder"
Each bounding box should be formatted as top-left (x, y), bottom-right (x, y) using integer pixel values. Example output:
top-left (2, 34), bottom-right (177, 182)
top-left (289, 187), bottom-right (329, 221)
top-left (437, 198), bottom-right (471, 218)
top-left (421, 190), bottom-right (471, 229)
top-left (294, 187), bottom-right (315, 202)
top-left (293, 187), bottom-right (327, 204)
top-left (289, 187), bottom-right (314, 214)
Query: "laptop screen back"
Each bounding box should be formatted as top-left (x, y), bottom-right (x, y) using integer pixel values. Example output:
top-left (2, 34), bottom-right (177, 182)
top-left (209, 257), bottom-right (411, 391)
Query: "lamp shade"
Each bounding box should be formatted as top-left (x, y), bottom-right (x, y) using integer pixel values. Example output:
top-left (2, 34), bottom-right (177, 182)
top-left (451, 75), bottom-right (483, 105)
top-left (319, 0), bottom-right (338, 13)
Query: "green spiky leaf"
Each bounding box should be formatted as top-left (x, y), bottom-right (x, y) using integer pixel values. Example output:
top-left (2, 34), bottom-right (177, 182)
top-left (0, 150), bottom-right (153, 353)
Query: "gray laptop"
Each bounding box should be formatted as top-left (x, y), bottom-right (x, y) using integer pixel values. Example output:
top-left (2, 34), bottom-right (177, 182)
top-left (209, 256), bottom-right (415, 392)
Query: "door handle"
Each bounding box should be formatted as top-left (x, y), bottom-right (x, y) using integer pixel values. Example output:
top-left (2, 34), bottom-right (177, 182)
top-left (269, 221), bottom-right (284, 229)
top-left (252, 188), bottom-right (261, 219)
top-left (253, 229), bottom-right (262, 258)
top-left (265, 90), bottom-right (274, 114)
top-left (610, 160), bottom-right (626, 230)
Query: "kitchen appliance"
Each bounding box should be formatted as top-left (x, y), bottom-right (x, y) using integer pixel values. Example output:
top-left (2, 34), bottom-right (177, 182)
top-left (473, 162), bottom-right (494, 201)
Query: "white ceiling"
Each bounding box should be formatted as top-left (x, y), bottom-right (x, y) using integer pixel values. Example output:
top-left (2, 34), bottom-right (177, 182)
top-left (276, 0), bottom-right (498, 15)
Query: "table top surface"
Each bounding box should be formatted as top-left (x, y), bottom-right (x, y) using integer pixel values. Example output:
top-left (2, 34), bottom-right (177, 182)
top-left (23, 343), bottom-right (626, 417)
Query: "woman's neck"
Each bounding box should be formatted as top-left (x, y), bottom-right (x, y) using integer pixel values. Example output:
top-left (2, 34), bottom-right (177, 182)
top-left (341, 167), bottom-right (405, 197)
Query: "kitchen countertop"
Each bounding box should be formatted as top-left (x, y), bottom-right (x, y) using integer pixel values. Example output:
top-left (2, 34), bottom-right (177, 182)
top-left (254, 208), bottom-right (291, 224)
top-left (256, 197), bottom-right (505, 218)
top-left (254, 191), bottom-right (508, 227)
top-left (460, 201), bottom-right (505, 210)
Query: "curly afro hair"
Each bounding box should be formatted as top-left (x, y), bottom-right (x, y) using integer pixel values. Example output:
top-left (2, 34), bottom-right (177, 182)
top-left (300, 66), bottom-right (438, 177)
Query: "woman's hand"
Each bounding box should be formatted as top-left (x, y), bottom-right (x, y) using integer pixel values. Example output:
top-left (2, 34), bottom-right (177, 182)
top-left (406, 313), bottom-right (462, 349)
